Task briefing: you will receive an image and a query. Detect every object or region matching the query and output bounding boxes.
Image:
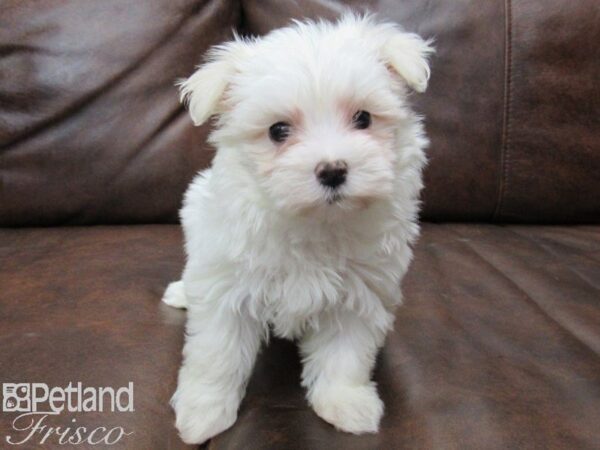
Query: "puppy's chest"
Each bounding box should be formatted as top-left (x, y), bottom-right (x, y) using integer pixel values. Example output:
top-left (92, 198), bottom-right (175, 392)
top-left (240, 242), bottom-right (395, 338)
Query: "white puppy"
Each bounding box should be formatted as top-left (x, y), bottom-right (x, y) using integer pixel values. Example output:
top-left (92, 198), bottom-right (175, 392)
top-left (163, 13), bottom-right (432, 444)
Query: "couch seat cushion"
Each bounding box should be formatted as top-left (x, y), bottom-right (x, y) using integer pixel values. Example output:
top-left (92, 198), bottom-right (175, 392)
top-left (1, 224), bottom-right (598, 449)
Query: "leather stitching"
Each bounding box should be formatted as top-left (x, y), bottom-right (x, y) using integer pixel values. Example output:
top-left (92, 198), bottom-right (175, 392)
top-left (494, 0), bottom-right (513, 221)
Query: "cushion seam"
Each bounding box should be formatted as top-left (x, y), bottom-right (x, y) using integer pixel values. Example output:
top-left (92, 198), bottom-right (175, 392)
top-left (493, 0), bottom-right (513, 221)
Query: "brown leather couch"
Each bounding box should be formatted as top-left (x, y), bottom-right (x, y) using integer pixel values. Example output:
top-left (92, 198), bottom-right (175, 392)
top-left (1, 1), bottom-right (599, 449)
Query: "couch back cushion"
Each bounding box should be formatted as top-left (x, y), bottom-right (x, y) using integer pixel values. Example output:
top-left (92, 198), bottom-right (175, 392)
top-left (0, 0), bottom-right (238, 225)
top-left (1, 0), bottom-right (599, 225)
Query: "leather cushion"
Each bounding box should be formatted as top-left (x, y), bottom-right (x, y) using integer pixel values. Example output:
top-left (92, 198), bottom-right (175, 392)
top-left (0, 0), bottom-right (239, 226)
top-left (0, 226), bottom-right (192, 449)
top-left (1, 224), bottom-right (598, 448)
top-left (1, 0), bottom-right (598, 225)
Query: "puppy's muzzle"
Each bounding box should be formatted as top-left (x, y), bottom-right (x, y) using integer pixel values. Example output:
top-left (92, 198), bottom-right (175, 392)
top-left (315, 160), bottom-right (348, 189)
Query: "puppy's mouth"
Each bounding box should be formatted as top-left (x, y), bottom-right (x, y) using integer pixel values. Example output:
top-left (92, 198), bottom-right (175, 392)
top-left (325, 189), bottom-right (344, 205)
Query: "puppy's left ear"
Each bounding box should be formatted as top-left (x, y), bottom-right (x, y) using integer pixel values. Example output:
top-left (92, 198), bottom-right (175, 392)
top-left (381, 32), bottom-right (434, 93)
top-left (178, 39), bottom-right (253, 126)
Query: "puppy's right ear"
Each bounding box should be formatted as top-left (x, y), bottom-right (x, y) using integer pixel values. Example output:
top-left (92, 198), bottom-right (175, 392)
top-left (178, 39), bottom-right (252, 126)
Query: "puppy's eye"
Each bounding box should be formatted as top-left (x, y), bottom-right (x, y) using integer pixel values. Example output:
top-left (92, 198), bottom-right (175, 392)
top-left (269, 122), bottom-right (291, 143)
top-left (352, 110), bottom-right (371, 130)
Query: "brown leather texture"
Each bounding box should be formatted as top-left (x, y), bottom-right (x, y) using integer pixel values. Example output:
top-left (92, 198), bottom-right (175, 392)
top-left (1, 224), bottom-right (599, 449)
top-left (0, 0), bottom-right (238, 226)
top-left (0, 226), bottom-right (192, 450)
top-left (494, 0), bottom-right (600, 222)
top-left (2, 0), bottom-right (599, 225)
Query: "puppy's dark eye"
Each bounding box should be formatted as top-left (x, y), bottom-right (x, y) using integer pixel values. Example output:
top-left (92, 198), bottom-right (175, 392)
top-left (269, 122), bottom-right (291, 143)
top-left (352, 110), bottom-right (371, 130)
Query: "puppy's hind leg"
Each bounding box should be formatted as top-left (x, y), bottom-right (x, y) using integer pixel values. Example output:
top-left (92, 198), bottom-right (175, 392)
top-left (162, 280), bottom-right (188, 309)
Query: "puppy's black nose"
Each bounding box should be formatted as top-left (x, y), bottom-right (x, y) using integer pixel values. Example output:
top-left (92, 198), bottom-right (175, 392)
top-left (315, 160), bottom-right (348, 189)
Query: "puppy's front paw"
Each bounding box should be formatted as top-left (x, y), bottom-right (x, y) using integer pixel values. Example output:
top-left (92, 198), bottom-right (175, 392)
top-left (171, 390), bottom-right (237, 444)
top-left (310, 382), bottom-right (384, 434)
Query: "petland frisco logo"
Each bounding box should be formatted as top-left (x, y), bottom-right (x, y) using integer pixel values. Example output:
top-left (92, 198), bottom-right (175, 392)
top-left (2, 382), bottom-right (134, 446)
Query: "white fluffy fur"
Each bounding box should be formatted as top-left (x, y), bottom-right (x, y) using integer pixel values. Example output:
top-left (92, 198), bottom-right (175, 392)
top-left (164, 14), bottom-right (432, 444)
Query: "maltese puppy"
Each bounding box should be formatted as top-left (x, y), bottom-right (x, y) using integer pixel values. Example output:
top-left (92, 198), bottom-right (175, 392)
top-left (163, 13), bottom-right (432, 444)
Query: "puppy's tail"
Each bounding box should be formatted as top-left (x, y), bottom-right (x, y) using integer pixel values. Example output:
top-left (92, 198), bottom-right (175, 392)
top-left (162, 281), bottom-right (188, 309)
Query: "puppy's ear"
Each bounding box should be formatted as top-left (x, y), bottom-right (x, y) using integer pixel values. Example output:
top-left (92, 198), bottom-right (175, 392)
top-left (178, 39), bottom-right (252, 126)
top-left (381, 32), bottom-right (434, 93)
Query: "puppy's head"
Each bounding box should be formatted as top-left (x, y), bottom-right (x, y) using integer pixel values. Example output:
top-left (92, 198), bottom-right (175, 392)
top-left (180, 14), bottom-right (433, 216)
